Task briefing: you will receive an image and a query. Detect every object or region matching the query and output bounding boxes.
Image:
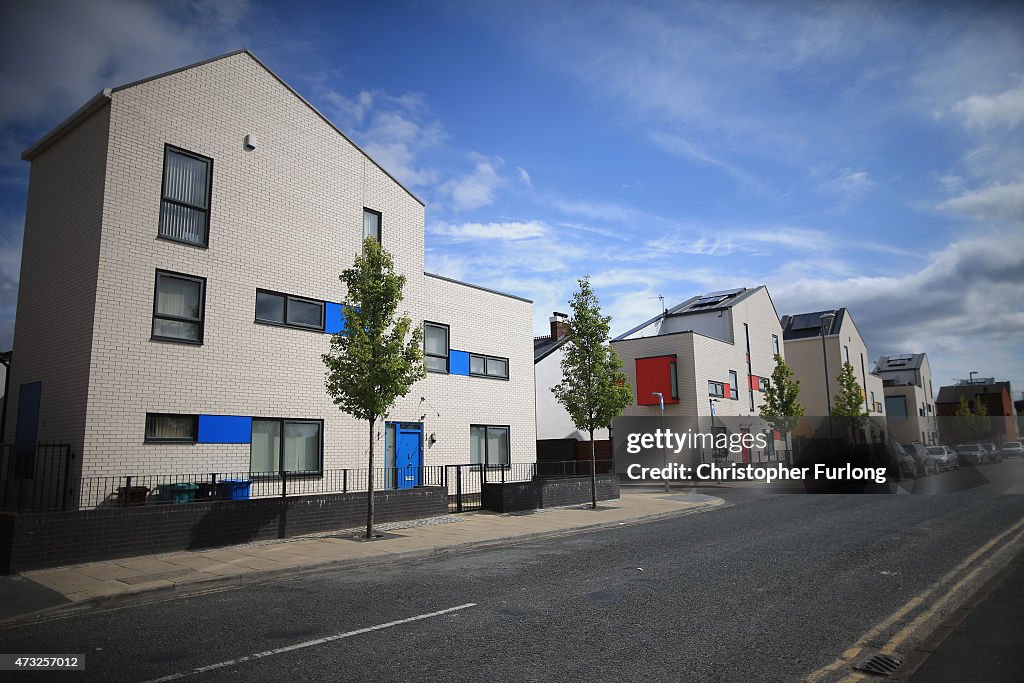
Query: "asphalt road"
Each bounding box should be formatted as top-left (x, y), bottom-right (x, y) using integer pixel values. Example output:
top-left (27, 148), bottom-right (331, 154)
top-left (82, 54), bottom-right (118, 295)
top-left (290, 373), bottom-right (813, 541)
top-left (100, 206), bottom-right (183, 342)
top-left (3, 460), bottom-right (1024, 682)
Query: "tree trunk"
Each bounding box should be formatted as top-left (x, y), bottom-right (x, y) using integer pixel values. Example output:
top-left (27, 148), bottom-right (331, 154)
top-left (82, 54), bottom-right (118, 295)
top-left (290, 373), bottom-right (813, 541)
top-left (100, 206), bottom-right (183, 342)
top-left (589, 428), bottom-right (597, 509)
top-left (366, 416), bottom-right (376, 539)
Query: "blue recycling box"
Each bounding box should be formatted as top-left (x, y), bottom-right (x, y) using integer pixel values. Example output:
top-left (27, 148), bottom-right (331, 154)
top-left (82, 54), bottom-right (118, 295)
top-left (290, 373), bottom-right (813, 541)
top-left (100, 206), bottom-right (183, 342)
top-left (217, 478), bottom-right (252, 500)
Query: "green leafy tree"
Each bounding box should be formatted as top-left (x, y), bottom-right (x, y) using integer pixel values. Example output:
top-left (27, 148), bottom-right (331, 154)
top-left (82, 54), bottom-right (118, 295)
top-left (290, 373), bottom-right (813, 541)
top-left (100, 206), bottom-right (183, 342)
top-left (832, 361), bottom-right (868, 437)
top-left (945, 395), bottom-right (974, 444)
top-left (758, 354), bottom-right (805, 464)
top-left (552, 276), bottom-right (632, 508)
top-left (945, 395), bottom-right (992, 444)
top-left (323, 238), bottom-right (426, 539)
top-left (969, 397), bottom-right (991, 442)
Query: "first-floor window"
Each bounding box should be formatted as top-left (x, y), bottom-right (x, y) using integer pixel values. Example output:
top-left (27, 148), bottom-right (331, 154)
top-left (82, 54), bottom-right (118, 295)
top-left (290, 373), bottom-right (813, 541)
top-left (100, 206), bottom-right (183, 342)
top-left (424, 322), bottom-right (449, 373)
top-left (728, 371), bottom-right (739, 399)
top-left (152, 270), bottom-right (205, 343)
top-left (250, 418), bottom-right (322, 475)
top-left (709, 380), bottom-right (725, 398)
top-left (470, 425), bottom-right (509, 467)
top-left (145, 413), bottom-right (198, 442)
top-left (255, 289), bottom-right (325, 331)
top-left (470, 353), bottom-right (509, 379)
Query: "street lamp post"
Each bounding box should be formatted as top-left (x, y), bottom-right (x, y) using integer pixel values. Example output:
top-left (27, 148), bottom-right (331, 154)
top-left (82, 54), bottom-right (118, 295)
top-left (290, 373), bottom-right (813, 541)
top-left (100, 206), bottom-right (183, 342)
top-left (709, 398), bottom-right (721, 483)
top-left (652, 392), bottom-right (668, 492)
top-left (969, 370), bottom-right (978, 385)
top-left (820, 312), bottom-right (836, 451)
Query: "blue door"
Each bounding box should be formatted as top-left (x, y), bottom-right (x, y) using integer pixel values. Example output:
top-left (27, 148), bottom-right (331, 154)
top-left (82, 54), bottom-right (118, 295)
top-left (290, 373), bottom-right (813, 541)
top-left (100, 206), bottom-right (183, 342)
top-left (396, 423), bottom-right (422, 489)
top-left (15, 381), bottom-right (42, 447)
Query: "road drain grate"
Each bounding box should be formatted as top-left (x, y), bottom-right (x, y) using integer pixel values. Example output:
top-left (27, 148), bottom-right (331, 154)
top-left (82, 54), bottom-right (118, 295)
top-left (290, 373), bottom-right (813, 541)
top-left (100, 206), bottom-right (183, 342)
top-left (854, 654), bottom-right (903, 676)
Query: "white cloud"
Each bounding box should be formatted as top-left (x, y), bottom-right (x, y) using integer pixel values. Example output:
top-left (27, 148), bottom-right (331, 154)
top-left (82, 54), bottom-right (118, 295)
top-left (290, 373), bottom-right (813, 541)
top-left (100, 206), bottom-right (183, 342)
top-left (516, 166), bottom-right (532, 188)
top-left (817, 168), bottom-right (876, 198)
top-left (953, 81), bottom-right (1024, 131)
top-left (0, 0), bottom-right (251, 128)
top-left (772, 228), bottom-right (1024, 390)
top-left (647, 130), bottom-right (772, 193)
top-left (439, 155), bottom-right (505, 211)
top-left (431, 220), bottom-right (547, 241)
top-left (940, 182), bottom-right (1024, 223)
top-left (317, 88), bottom-right (446, 189)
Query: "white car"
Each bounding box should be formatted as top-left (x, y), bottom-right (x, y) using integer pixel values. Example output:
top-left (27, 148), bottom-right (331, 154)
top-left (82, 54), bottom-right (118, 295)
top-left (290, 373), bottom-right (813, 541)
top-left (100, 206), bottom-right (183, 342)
top-left (1000, 441), bottom-right (1024, 458)
top-left (925, 445), bottom-right (958, 471)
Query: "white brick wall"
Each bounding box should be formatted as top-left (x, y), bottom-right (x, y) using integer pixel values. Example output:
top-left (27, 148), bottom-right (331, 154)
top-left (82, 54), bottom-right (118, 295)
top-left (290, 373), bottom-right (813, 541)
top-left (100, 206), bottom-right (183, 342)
top-left (11, 52), bottom-right (535, 479)
top-left (5, 103), bottom-right (111, 461)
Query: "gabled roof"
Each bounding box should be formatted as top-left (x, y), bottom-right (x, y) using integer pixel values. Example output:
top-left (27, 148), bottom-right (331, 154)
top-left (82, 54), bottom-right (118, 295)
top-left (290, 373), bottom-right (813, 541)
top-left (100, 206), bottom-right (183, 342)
top-left (613, 286), bottom-right (769, 341)
top-left (22, 49), bottom-right (424, 206)
top-left (874, 353), bottom-right (926, 373)
top-left (534, 334), bottom-right (570, 363)
top-left (780, 308), bottom-right (847, 340)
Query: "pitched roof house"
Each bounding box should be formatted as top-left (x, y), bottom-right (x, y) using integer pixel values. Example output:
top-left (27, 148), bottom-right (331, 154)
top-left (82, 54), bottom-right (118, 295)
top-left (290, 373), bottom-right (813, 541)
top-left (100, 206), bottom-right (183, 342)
top-left (6, 50), bottom-right (536, 506)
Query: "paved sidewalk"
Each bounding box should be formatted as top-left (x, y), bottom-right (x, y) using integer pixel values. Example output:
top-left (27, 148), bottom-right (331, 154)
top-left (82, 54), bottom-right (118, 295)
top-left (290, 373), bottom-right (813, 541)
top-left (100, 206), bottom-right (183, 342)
top-left (4, 490), bottom-right (722, 623)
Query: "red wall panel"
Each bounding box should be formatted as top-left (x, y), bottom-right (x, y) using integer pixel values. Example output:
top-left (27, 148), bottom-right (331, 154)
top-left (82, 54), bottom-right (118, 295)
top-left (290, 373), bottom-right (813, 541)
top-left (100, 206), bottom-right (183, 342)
top-left (635, 355), bottom-right (680, 405)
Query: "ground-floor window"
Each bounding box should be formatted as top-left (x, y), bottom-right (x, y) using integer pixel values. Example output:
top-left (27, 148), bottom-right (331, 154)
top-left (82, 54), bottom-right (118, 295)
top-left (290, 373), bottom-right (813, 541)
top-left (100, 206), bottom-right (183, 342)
top-left (470, 424), bottom-right (510, 467)
top-left (250, 418), bottom-right (322, 475)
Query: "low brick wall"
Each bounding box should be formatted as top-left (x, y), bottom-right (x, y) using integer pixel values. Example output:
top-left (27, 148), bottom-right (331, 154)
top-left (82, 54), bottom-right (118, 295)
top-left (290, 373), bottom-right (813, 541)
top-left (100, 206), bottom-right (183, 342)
top-left (483, 475), bottom-right (620, 513)
top-left (1, 487), bottom-right (447, 574)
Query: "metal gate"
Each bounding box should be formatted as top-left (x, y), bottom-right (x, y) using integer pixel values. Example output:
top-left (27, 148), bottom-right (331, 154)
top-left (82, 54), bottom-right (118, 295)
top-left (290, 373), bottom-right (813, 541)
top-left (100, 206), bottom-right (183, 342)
top-left (445, 464), bottom-right (484, 513)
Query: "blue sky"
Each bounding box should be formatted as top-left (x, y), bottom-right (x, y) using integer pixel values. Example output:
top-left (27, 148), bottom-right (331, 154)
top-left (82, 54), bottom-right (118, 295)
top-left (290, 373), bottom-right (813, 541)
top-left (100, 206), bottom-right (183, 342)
top-left (1, 0), bottom-right (1022, 396)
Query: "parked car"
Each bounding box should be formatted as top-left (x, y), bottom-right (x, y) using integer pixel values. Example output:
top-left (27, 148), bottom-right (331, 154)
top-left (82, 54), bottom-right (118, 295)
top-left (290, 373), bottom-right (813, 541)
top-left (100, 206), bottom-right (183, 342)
top-left (1000, 441), bottom-right (1023, 458)
top-left (901, 442), bottom-right (935, 476)
top-left (925, 445), bottom-right (958, 472)
top-left (891, 442), bottom-right (919, 479)
top-left (956, 443), bottom-right (992, 465)
top-left (980, 443), bottom-right (1002, 462)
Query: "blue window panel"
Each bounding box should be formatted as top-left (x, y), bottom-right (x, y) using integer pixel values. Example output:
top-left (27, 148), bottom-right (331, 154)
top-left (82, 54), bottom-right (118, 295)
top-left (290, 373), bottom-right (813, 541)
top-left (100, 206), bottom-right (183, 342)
top-left (324, 302), bottom-right (346, 334)
top-left (198, 415), bottom-right (252, 444)
top-left (450, 350), bottom-right (470, 375)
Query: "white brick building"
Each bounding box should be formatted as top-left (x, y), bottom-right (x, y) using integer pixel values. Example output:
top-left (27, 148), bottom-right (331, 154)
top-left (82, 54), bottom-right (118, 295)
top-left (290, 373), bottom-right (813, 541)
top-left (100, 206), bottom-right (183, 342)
top-left (874, 353), bottom-right (937, 445)
top-left (611, 286), bottom-right (786, 464)
top-left (6, 51), bottom-right (536, 494)
top-left (780, 308), bottom-right (886, 443)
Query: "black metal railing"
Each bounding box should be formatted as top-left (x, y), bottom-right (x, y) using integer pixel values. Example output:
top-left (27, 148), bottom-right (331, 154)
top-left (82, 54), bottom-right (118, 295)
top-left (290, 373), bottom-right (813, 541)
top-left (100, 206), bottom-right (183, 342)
top-left (443, 460), bottom-right (616, 512)
top-left (39, 465), bottom-right (446, 511)
top-left (3, 453), bottom-right (616, 513)
top-left (0, 442), bottom-right (75, 512)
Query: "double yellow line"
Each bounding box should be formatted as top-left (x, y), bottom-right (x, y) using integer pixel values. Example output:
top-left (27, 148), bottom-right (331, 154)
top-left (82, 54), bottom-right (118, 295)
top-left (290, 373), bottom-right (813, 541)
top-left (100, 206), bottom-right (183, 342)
top-left (806, 514), bottom-right (1024, 683)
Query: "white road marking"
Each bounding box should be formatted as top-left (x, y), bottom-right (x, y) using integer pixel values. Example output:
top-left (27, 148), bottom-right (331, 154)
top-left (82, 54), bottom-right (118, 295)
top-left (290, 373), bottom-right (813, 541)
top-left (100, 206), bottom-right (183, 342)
top-left (143, 603), bottom-right (477, 682)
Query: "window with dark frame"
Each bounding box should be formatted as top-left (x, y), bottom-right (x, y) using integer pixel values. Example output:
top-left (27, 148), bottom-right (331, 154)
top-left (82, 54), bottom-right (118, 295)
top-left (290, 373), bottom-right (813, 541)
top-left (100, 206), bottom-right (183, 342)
top-left (709, 380), bottom-right (726, 398)
top-left (152, 270), bottom-right (205, 343)
top-left (159, 146), bottom-right (212, 247)
top-left (255, 290), bottom-right (325, 331)
top-left (469, 353), bottom-right (509, 379)
top-left (424, 322), bottom-right (449, 373)
top-left (470, 424), bottom-right (510, 468)
top-left (772, 334), bottom-right (780, 356)
top-left (363, 208), bottom-right (381, 243)
top-left (145, 413), bottom-right (198, 442)
top-left (249, 418), bottom-right (322, 475)
top-left (670, 361), bottom-right (678, 400)
top-left (728, 371), bottom-right (739, 400)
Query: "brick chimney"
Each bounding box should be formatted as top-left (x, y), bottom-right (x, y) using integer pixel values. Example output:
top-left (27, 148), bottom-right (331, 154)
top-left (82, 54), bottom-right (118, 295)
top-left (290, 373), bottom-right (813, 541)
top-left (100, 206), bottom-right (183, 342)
top-left (550, 312), bottom-right (569, 340)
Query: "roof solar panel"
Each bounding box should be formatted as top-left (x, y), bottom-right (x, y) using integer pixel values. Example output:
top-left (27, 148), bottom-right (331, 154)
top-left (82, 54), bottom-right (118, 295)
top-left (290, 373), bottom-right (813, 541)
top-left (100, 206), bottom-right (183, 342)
top-left (790, 312), bottom-right (824, 331)
top-left (693, 295), bottom-right (727, 307)
top-left (702, 288), bottom-right (745, 298)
